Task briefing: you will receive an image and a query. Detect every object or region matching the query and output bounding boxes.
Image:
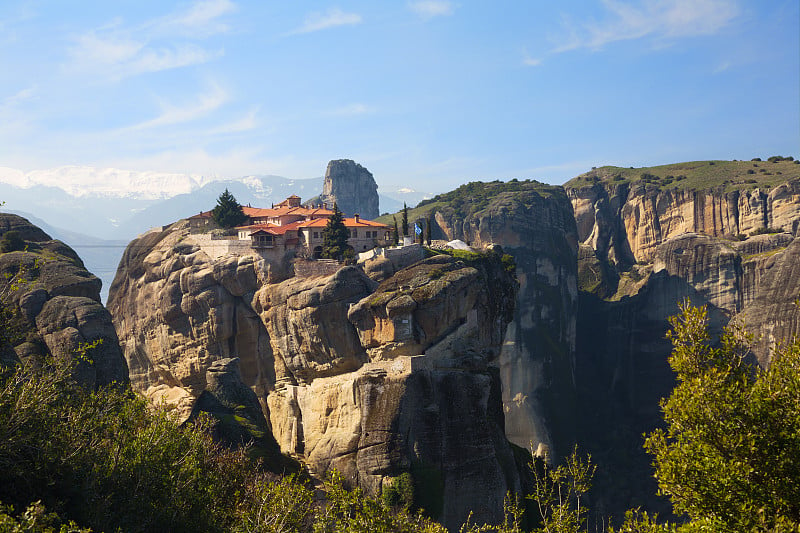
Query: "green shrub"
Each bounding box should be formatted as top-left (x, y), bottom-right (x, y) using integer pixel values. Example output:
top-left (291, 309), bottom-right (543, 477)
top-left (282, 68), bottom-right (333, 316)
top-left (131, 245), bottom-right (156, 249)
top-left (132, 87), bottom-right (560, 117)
top-left (0, 500), bottom-right (91, 533)
top-left (382, 473), bottom-right (414, 511)
top-left (316, 470), bottom-right (446, 533)
top-left (645, 302), bottom-right (800, 532)
top-left (428, 268), bottom-right (445, 280)
top-left (749, 227), bottom-right (783, 236)
top-left (0, 355), bottom-right (263, 532)
top-left (0, 231), bottom-right (25, 253)
top-left (501, 253), bottom-right (516, 274)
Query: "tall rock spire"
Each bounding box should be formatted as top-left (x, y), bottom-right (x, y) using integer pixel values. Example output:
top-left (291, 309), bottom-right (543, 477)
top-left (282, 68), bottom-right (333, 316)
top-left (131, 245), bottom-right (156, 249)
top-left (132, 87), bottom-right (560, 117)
top-left (320, 159), bottom-right (379, 219)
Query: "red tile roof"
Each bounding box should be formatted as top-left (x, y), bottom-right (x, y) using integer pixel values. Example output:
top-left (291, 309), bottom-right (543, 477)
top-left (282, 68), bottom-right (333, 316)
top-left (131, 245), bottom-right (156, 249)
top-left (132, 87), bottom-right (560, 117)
top-left (196, 196), bottom-right (388, 233)
top-left (299, 217), bottom-right (390, 229)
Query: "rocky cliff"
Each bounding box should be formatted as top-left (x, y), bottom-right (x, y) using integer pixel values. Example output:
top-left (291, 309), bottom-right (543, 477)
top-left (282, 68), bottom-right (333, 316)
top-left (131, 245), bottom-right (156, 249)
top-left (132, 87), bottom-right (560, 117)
top-left (400, 181), bottom-right (579, 460)
top-left (320, 159), bottom-right (380, 219)
top-left (565, 165), bottom-right (800, 364)
top-left (107, 222), bottom-right (279, 415)
top-left (564, 163), bottom-right (800, 520)
top-left (0, 213), bottom-right (127, 388)
top-left (106, 162), bottom-right (800, 528)
top-left (108, 217), bottom-right (523, 530)
top-left (566, 162), bottom-right (800, 267)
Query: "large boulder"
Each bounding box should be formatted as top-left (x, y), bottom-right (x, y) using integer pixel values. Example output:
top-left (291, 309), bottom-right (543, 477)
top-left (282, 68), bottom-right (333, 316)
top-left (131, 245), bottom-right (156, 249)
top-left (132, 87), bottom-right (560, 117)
top-left (107, 222), bottom-right (277, 419)
top-left (0, 213), bottom-right (127, 388)
top-left (253, 266), bottom-right (376, 385)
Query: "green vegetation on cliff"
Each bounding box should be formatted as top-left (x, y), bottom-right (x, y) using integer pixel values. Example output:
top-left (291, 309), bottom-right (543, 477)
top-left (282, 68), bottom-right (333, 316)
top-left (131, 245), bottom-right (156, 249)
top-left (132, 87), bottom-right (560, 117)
top-left (376, 179), bottom-right (561, 225)
top-left (565, 158), bottom-right (800, 192)
top-left (0, 352), bottom-right (449, 533)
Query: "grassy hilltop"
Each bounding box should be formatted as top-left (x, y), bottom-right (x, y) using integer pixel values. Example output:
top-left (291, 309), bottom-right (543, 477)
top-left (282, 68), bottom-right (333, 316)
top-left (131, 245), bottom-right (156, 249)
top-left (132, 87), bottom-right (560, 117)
top-left (379, 157), bottom-right (799, 223)
top-left (564, 156), bottom-right (800, 192)
top-left (376, 179), bottom-right (561, 225)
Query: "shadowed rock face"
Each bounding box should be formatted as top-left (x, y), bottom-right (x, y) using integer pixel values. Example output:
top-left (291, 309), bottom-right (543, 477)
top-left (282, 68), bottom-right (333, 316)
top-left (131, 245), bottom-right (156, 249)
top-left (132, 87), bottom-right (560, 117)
top-left (0, 213), bottom-right (127, 388)
top-left (567, 177), bottom-right (800, 521)
top-left (320, 159), bottom-right (380, 219)
top-left (431, 184), bottom-right (579, 460)
top-left (187, 357), bottom-right (298, 473)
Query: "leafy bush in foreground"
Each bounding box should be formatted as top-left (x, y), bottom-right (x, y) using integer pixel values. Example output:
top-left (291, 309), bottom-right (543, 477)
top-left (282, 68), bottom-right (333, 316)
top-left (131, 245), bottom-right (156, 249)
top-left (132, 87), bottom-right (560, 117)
top-left (0, 354), bottom-right (259, 532)
top-left (0, 351), bottom-right (449, 532)
top-left (645, 302), bottom-right (800, 532)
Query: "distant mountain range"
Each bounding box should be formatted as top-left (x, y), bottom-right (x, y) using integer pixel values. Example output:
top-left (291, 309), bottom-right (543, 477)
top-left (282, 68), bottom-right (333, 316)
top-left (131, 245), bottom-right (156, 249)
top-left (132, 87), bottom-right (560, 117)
top-left (0, 165), bottom-right (432, 302)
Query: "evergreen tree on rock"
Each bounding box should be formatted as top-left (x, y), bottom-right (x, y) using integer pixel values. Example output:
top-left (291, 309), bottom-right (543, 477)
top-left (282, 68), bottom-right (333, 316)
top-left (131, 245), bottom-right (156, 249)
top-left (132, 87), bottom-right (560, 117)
top-left (322, 203), bottom-right (351, 260)
top-left (212, 189), bottom-right (247, 228)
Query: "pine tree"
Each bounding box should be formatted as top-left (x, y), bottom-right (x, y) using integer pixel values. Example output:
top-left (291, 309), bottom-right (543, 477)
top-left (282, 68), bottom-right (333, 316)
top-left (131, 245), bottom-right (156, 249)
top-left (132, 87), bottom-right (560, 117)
top-left (212, 189), bottom-right (247, 228)
top-left (401, 203), bottom-right (409, 237)
top-left (321, 203), bottom-right (351, 260)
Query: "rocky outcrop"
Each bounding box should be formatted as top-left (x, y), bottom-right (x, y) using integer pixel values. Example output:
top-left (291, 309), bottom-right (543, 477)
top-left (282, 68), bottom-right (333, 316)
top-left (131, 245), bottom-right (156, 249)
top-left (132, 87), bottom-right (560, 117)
top-left (266, 253), bottom-right (521, 531)
top-left (108, 215), bottom-right (525, 529)
top-left (320, 159), bottom-right (380, 219)
top-left (107, 222), bottom-right (278, 419)
top-left (253, 267), bottom-right (375, 385)
top-left (187, 357), bottom-right (298, 472)
top-left (0, 213), bottom-right (127, 388)
top-left (428, 182), bottom-right (579, 459)
top-left (568, 178), bottom-right (800, 265)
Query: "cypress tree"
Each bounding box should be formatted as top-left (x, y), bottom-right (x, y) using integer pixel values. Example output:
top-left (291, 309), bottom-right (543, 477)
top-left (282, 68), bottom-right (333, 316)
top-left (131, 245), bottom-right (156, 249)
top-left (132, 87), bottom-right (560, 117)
top-left (322, 203), bottom-right (351, 260)
top-left (401, 203), bottom-right (409, 237)
top-left (425, 214), bottom-right (433, 245)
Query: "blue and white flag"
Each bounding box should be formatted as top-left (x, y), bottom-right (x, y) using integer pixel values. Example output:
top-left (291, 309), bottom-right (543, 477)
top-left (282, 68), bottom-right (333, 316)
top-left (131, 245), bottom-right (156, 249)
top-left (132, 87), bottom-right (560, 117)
top-left (414, 222), bottom-right (422, 235)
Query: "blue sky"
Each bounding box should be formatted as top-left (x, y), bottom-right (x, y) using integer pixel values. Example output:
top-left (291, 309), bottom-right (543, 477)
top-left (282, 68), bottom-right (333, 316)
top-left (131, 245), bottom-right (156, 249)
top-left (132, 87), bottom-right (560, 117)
top-left (0, 0), bottom-right (797, 194)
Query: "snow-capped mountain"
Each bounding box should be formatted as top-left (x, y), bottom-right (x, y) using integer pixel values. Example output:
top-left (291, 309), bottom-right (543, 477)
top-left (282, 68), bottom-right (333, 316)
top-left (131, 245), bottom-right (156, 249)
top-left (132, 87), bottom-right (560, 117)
top-left (0, 166), bottom-right (326, 240)
top-left (0, 166), bottom-right (215, 200)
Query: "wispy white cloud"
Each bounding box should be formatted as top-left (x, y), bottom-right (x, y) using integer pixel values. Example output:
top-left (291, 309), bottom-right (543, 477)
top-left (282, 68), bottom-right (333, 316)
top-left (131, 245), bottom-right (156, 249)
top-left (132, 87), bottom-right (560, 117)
top-left (125, 84), bottom-right (228, 130)
top-left (522, 49), bottom-right (542, 67)
top-left (207, 106), bottom-right (260, 134)
top-left (66, 0), bottom-right (234, 80)
top-left (327, 103), bottom-right (374, 116)
top-left (713, 60), bottom-right (732, 73)
top-left (151, 0), bottom-right (237, 37)
top-left (1, 86), bottom-right (37, 110)
top-left (290, 8), bottom-right (362, 35)
top-left (408, 1), bottom-right (456, 19)
top-left (552, 0), bottom-right (739, 53)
